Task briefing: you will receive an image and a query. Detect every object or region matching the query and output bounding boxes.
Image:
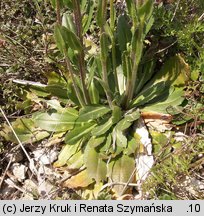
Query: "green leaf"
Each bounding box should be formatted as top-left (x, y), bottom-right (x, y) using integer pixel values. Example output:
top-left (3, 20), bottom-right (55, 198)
top-left (115, 129), bottom-right (127, 148)
top-left (131, 23), bottom-right (144, 65)
top-left (88, 80), bottom-right (100, 104)
top-left (33, 111), bottom-right (78, 132)
top-left (65, 122), bottom-right (96, 144)
top-left (122, 51), bottom-right (132, 78)
top-left (115, 109), bottom-right (140, 131)
top-left (67, 79), bottom-right (80, 105)
top-left (100, 134), bottom-right (112, 153)
top-left (88, 135), bottom-right (106, 148)
top-left (125, 109), bottom-right (140, 122)
top-left (108, 154), bottom-right (135, 195)
top-left (125, 0), bottom-right (137, 23)
top-left (116, 65), bottom-right (126, 95)
top-left (142, 87), bottom-right (185, 114)
top-left (112, 106), bottom-right (122, 124)
top-left (145, 15), bottom-right (154, 36)
top-left (46, 71), bottom-right (67, 85)
top-left (100, 32), bottom-right (110, 61)
top-left (66, 150), bottom-right (84, 170)
top-left (63, 169), bottom-right (93, 188)
top-left (96, 0), bottom-right (105, 28)
top-left (124, 137), bottom-right (139, 155)
top-left (50, 0), bottom-right (63, 8)
top-left (77, 105), bottom-right (111, 122)
top-left (54, 24), bottom-right (82, 53)
top-left (95, 77), bottom-right (113, 99)
top-left (50, 0), bottom-right (71, 8)
top-left (84, 144), bottom-right (107, 182)
top-left (91, 117), bottom-right (113, 136)
top-left (82, 0), bottom-right (95, 33)
top-left (63, 0), bottom-right (73, 8)
top-left (131, 82), bottom-right (166, 107)
top-left (104, 23), bottom-right (113, 39)
top-left (62, 12), bottom-right (76, 33)
top-left (135, 60), bottom-right (156, 95)
top-left (61, 26), bottom-right (82, 52)
top-left (54, 24), bottom-right (66, 53)
top-left (0, 118), bottom-right (50, 144)
top-left (46, 84), bottom-right (68, 100)
top-left (148, 55), bottom-right (188, 89)
top-left (125, 0), bottom-right (132, 16)
top-left (138, 0), bottom-right (154, 21)
top-left (44, 99), bottom-right (78, 116)
top-left (50, 0), bottom-right (56, 8)
top-left (115, 118), bottom-right (132, 132)
top-left (54, 141), bottom-right (81, 167)
top-left (131, 55), bottom-right (189, 108)
top-left (45, 71), bottom-right (68, 101)
top-left (117, 15), bottom-right (131, 52)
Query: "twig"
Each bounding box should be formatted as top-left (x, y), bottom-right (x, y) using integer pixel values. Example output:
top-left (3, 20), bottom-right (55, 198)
top-left (12, 79), bottom-right (46, 87)
top-left (0, 108), bottom-right (38, 175)
top-left (198, 12), bottom-right (204, 21)
top-left (0, 155), bottom-right (13, 189)
top-left (5, 179), bottom-right (33, 197)
top-left (155, 40), bottom-right (177, 54)
top-left (58, 166), bottom-right (86, 185)
top-left (0, 29), bottom-right (30, 53)
top-left (120, 167), bottom-right (137, 196)
top-left (100, 182), bottom-right (139, 193)
top-left (171, 0), bottom-right (181, 22)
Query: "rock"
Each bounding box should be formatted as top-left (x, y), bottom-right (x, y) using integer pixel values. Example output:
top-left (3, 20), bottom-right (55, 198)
top-left (11, 163), bottom-right (27, 181)
top-left (33, 147), bottom-right (58, 165)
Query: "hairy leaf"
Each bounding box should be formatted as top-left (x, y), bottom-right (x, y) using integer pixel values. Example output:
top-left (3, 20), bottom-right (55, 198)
top-left (117, 15), bottom-right (131, 52)
top-left (82, 0), bottom-right (95, 33)
top-left (88, 135), bottom-right (106, 148)
top-left (62, 12), bottom-right (76, 33)
top-left (112, 106), bottom-right (122, 124)
top-left (138, 0), bottom-right (154, 21)
top-left (131, 55), bottom-right (189, 108)
top-left (142, 87), bottom-right (185, 114)
top-left (65, 122), bottom-right (96, 144)
top-left (108, 154), bottom-right (135, 195)
top-left (115, 129), bottom-right (127, 148)
top-left (115, 109), bottom-right (140, 131)
top-left (88, 80), bottom-right (100, 104)
top-left (63, 170), bottom-right (93, 188)
top-left (0, 118), bottom-right (50, 144)
top-left (91, 117), bottom-right (113, 136)
top-left (84, 144), bottom-right (107, 182)
top-left (77, 105), bottom-right (111, 122)
top-left (54, 141), bottom-right (81, 167)
top-left (33, 111), bottom-right (78, 132)
top-left (100, 32), bottom-right (110, 61)
top-left (54, 24), bottom-right (66, 53)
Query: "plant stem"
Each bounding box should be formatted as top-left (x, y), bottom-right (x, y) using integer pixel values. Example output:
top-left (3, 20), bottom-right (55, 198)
top-left (73, 0), bottom-right (90, 105)
top-left (124, 23), bottom-right (144, 109)
top-left (100, 0), bottom-right (107, 32)
top-left (110, 0), bottom-right (114, 30)
top-left (64, 53), bottom-right (85, 107)
top-left (124, 60), bottom-right (139, 108)
top-left (110, 0), bottom-right (119, 92)
top-left (111, 40), bottom-right (119, 92)
top-left (56, 0), bottom-right (61, 25)
top-left (102, 60), bottom-right (113, 108)
top-left (100, 0), bottom-right (113, 108)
